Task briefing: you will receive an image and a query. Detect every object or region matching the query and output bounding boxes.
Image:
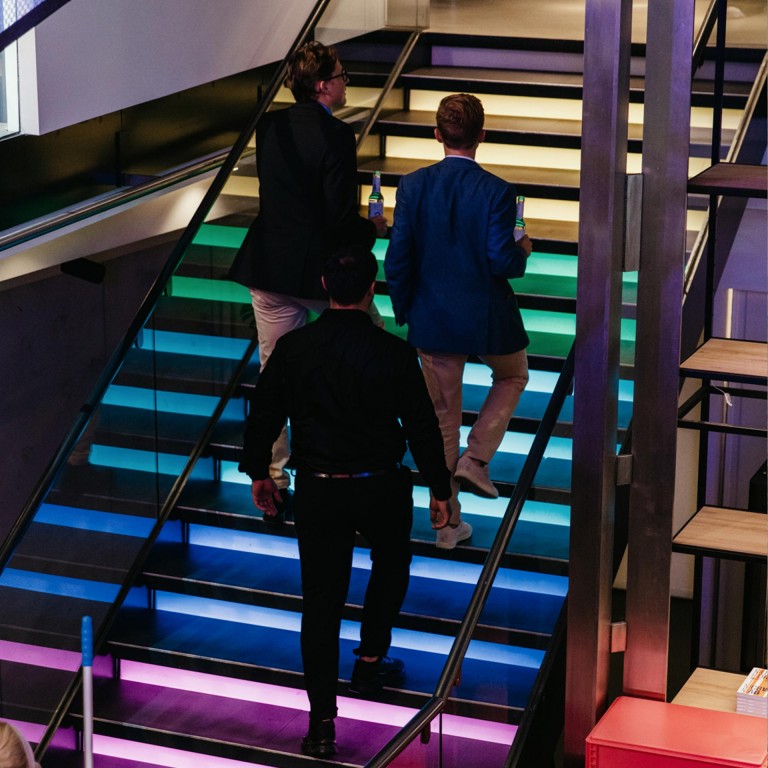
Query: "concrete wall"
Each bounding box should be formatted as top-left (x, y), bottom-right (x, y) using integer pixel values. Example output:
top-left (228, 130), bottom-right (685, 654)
top-left (0, 237), bottom-right (174, 546)
top-left (18, 0), bottom-right (317, 135)
top-left (16, 0), bottom-right (388, 136)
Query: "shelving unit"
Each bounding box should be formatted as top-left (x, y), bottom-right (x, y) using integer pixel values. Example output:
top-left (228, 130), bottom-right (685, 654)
top-left (675, 152), bottom-right (767, 684)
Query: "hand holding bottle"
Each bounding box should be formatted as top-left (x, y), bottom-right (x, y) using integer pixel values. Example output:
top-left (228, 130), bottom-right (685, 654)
top-left (368, 171), bottom-right (388, 237)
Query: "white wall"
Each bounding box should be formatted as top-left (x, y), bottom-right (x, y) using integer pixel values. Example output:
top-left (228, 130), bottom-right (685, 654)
top-left (17, 0), bottom-right (318, 135)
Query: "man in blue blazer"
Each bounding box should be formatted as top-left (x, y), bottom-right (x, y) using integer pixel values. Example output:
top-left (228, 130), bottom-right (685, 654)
top-left (385, 93), bottom-right (532, 549)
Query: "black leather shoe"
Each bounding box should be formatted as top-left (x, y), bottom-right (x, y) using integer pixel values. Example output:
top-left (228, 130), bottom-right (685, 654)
top-left (301, 718), bottom-right (337, 758)
top-left (349, 655), bottom-right (405, 693)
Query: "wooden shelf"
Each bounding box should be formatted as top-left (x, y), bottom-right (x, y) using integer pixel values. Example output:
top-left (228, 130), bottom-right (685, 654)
top-left (680, 338), bottom-right (768, 384)
top-left (672, 667), bottom-right (750, 714)
top-left (673, 505), bottom-right (768, 562)
top-left (688, 163), bottom-right (768, 198)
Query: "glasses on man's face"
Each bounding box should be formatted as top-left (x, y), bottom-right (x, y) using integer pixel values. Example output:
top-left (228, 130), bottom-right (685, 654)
top-left (325, 68), bottom-right (349, 84)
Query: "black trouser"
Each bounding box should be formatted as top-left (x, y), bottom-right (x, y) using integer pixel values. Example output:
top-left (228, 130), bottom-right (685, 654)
top-left (293, 465), bottom-right (414, 721)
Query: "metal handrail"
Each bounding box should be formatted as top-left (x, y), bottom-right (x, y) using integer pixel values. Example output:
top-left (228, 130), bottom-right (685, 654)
top-left (0, 150), bottom-right (232, 253)
top-left (11, 1), bottom-right (338, 758)
top-left (691, 0), bottom-right (720, 75)
top-left (356, 30), bottom-right (422, 150)
top-left (366, 344), bottom-right (576, 767)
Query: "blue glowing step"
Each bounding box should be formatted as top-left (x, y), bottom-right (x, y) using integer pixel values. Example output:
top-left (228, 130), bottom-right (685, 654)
top-left (108, 600), bottom-right (542, 720)
top-left (93, 404), bottom-right (245, 461)
top-left (79, 661), bottom-right (516, 767)
top-left (9, 518), bottom-right (143, 584)
top-left (0, 583), bottom-right (113, 649)
top-left (459, 365), bottom-right (634, 434)
top-left (142, 533), bottom-right (566, 647)
top-left (174, 479), bottom-right (571, 571)
top-left (402, 427), bottom-right (575, 502)
top-left (115, 340), bottom-right (259, 397)
top-left (50, 464), bottom-right (177, 515)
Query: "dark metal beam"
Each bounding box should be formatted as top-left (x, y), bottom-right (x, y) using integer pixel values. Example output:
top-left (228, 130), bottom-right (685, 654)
top-left (624, 0), bottom-right (695, 700)
top-left (565, 0), bottom-right (632, 763)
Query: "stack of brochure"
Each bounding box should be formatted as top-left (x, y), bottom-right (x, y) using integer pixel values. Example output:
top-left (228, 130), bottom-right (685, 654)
top-left (736, 667), bottom-right (768, 717)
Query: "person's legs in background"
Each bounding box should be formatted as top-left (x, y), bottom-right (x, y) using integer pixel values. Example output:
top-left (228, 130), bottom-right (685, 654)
top-left (250, 289), bottom-right (326, 492)
top-left (456, 349), bottom-right (529, 497)
top-left (417, 350), bottom-right (473, 549)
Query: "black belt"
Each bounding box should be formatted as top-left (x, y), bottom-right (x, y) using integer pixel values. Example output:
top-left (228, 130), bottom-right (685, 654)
top-left (305, 467), bottom-right (396, 480)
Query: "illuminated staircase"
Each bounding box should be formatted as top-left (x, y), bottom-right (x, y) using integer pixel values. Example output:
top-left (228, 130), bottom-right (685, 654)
top-left (1, 27), bottom-right (760, 768)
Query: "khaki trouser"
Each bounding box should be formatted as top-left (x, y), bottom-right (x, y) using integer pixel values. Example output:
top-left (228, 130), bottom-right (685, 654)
top-left (418, 348), bottom-right (529, 524)
top-left (250, 288), bottom-right (328, 488)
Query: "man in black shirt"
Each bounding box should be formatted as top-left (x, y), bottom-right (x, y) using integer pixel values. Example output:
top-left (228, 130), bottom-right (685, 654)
top-left (239, 246), bottom-right (451, 758)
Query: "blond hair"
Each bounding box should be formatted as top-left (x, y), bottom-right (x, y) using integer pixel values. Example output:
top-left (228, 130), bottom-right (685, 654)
top-left (0, 722), bottom-right (40, 768)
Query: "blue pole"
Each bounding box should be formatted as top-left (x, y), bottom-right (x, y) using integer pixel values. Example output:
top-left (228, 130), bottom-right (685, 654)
top-left (81, 616), bottom-right (94, 768)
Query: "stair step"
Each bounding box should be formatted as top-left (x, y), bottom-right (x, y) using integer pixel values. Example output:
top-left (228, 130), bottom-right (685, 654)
top-left (141, 538), bottom-right (566, 647)
top-left (108, 605), bottom-right (541, 720)
top-left (115, 345), bottom-right (259, 396)
top-left (151, 295), bottom-right (254, 339)
top-left (175, 480), bottom-right (571, 572)
top-left (672, 505), bottom-right (768, 561)
top-left (0, 584), bottom-right (112, 649)
top-left (93, 404), bottom-right (244, 461)
top-left (0, 659), bottom-right (71, 723)
top-left (679, 337), bottom-right (768, 383)
top-left (76, 663), bottom-right (517, 767)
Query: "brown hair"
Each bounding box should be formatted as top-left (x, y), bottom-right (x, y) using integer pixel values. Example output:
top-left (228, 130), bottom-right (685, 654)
top-left (0, 722), bottom-right (40, 768)
top-left (284, 41), bottom-right (339, 103)
top-left (436, 93), bottom-right (485, 149)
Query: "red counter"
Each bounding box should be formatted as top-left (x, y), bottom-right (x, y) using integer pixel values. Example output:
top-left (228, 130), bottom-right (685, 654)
top-left (586, 696), bottom-right (768, 767)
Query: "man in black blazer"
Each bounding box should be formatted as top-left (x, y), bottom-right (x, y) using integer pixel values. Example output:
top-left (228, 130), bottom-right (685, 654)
top-left (230, 42), bottom-right (387, 502)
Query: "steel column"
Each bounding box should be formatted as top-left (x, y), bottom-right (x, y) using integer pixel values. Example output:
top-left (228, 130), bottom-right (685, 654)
top-left (623, 0), bottom-right (695, 699)
top-left (565, 0), bottom-right (631, 764)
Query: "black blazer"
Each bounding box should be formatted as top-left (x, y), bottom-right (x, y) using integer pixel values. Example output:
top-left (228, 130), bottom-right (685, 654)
top-left (230, 100), bottom-right (376, 300)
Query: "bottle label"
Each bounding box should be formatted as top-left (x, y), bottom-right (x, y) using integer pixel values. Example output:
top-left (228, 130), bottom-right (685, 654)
top-left (368, 200), bottom-right (384, 218)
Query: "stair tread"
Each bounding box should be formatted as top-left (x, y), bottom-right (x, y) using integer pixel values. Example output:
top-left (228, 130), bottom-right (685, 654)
top-left (115, 348), bottom-right (259, 395)
top-left (359, 156), bottom-right (581, 193)
top-left (83, 674), bottom-right (514, 766)
top-left (377, 109), bottom-right (727, 149)
top-left (679, 337), bottom-right (767, 382)
top-left (151, 295), bottom-right (254, 338)
top-left (142, 540), bottom-right (565, 639)
top-left (49, 464), bottom-right (177, 513)
top-left (175, 478), bottom-right (571, 568)
top-left (0, 660), bottom-right (70, 722)
top-left (0, 586), bottom-right (110, 650)
top-left (687, 162), bottom-right (768, 197)
top-left (108, 607), bottom-right (541, 712)
top-left (11, 519), bottom-right (143, 582)
top-left (672, 505), bottom-right (768, 561)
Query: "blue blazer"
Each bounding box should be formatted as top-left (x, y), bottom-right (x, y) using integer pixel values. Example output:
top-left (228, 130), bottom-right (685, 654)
top-left (385, 156), bottom-right (529, 356)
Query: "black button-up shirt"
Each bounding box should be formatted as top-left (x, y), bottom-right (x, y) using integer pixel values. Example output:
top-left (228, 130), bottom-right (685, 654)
top-left (240, 309), bottom-right (452, 500)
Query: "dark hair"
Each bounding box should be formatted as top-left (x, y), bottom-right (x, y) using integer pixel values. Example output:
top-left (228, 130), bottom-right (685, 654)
top-left (436, 93), bottom-right (485, 149)
top-left (284, 41), bottom-right (339, 103)
top-left (322, 246), bottom-right (378, 306)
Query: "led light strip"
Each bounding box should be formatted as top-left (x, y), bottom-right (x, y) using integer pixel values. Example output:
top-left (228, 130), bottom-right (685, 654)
top-left (120, 660), bottom-right (518, 746)
top-left (154, 591), bottom-right (544, 669)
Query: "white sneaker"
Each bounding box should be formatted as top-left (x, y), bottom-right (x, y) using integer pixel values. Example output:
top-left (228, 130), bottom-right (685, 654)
top-left (454, 455), bottom-right (499, 499)
top-left (436, 521), bottom-right (473, 550)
